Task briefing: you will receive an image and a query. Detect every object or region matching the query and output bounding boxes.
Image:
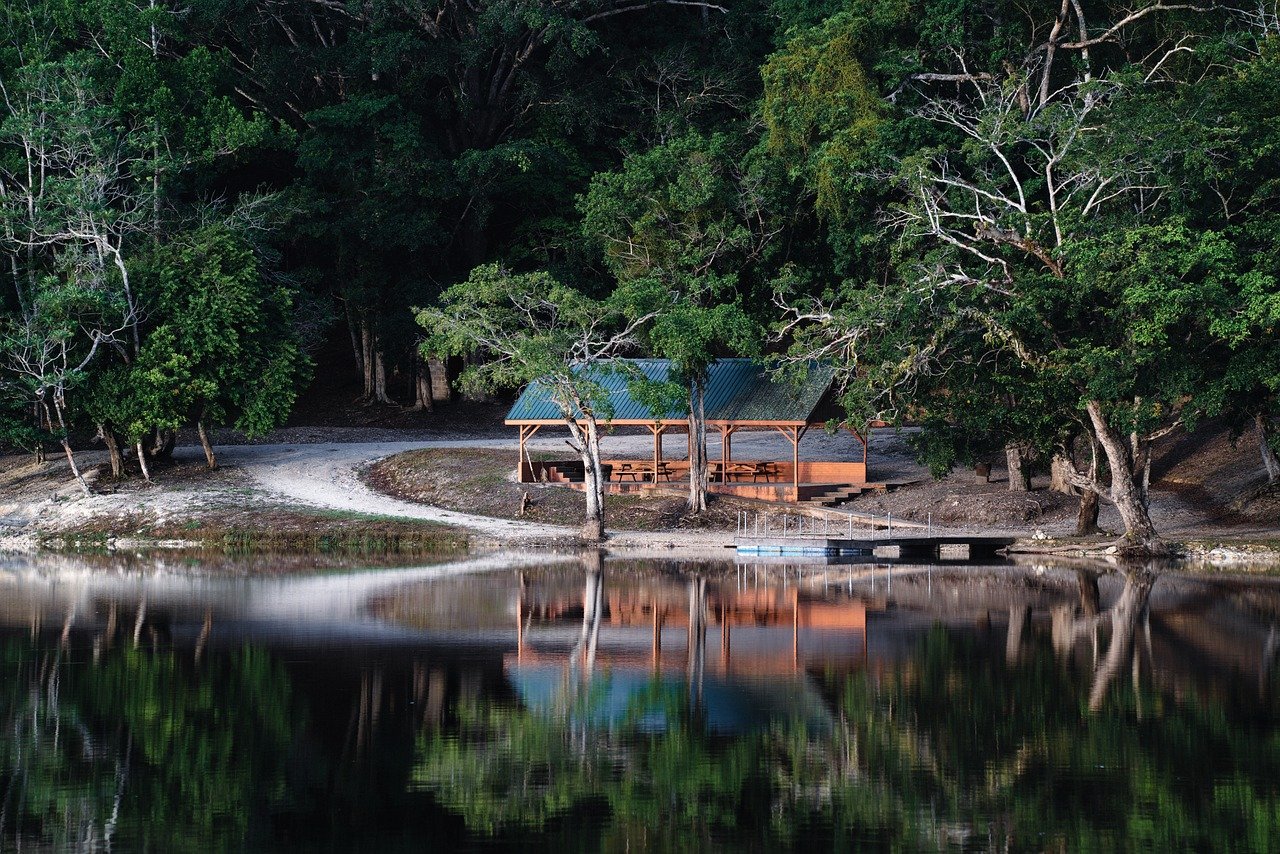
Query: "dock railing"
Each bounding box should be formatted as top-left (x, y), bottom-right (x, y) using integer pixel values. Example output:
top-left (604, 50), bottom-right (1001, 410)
top-left (735, 509), bottom-right (932, 540)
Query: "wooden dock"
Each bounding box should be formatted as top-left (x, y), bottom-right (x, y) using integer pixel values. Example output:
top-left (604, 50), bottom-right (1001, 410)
top-left (733, 535), bottom-right (1014, 561)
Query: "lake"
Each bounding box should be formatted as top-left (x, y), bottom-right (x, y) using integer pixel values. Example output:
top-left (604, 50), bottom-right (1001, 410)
top-left (2, 552), bottom-right (1278, 852)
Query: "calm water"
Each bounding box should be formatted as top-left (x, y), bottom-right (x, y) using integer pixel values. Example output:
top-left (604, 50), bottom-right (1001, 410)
top-left (2, 554), bottom-right (1279, 852)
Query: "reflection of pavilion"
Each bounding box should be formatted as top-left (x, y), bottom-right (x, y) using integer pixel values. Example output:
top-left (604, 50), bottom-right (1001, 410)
top-left (511, 572), bottom-right (868, 676)
top-left (509, 569), bottom-right (866, 732)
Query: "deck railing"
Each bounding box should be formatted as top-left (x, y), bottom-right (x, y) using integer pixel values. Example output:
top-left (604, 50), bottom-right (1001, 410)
top-left (735, 509), bottom-right (933, 539)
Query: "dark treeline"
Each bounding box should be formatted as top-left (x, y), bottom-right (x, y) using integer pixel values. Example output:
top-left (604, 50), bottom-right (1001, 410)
top-left (3, 1), bottom-right (1279, 552)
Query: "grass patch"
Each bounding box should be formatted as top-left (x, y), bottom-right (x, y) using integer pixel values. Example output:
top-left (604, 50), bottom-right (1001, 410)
top-left (365, 447), bottom-right (749, 532)
top-left (42, 507), bottom-right (470, 559)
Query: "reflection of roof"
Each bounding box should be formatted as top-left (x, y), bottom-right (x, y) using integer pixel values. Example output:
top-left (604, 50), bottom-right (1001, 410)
top-left (504, 358), bottom-right (836, 425)
top-left (509, 666), bottom-right (834, 734)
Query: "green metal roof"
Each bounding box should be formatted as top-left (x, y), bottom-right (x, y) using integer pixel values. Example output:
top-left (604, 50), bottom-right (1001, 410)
top-left (505, 359), bottom-right (836, 424)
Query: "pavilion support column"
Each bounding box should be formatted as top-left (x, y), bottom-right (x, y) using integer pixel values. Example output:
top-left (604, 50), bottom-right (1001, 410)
top-left (517, 426), bottom-right (527, 483)
top-left (792, 429), bottom-right (800, 501)
top-left (718, 426), bottom-right (734, 483)
top-left (649, 423), bottom-right (666, 483)
top-left (516, 425), bottom-right (541, 482)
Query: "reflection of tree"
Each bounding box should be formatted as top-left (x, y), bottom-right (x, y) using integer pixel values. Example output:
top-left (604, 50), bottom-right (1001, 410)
top-left (412, 685), bottom-right (813, 848)
top-left (415, 566), bottom-right (1280, 850)
top-left (827, 586), bottom-right (1280, 851)
top-left (0, 639), bottom-right (299, 852)
top-left (0, 643), bottom-right (124, 850)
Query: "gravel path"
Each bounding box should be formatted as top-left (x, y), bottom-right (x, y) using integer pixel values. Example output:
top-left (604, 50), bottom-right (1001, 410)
top-left (215, 440), bottom-right (577, 542)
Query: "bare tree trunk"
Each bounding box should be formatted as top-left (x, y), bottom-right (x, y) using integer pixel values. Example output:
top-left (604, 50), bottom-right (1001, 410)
top-left (1049, 451), bottom-right (1074, 494)
top-left (1077, 490), bottom-right (1101, 536)
top-left (47, 400), bottom-right (89, 496)
top-left (197, 419), bottom-right (217, 470)
top-left (1131, 431), bottom-right (1152, 507)
top-left (687, 377), bottom-right (708, 514)
top-left (373, 348), bottom-right (394, 405)
top-left (411, 351), bottom-right (434, 412)
top-left (1258, 414), bottom-right (1280, 485)
top-left (135, 439), bottom-right (152, 484)
top-left (60, 439), bottom-right (90, 495)
top-left (98, 424), bottom-right (123, 479)
top-left (1006, 443), bottom-right (1032, 492)
top-left (360, 316), bottom-right (375, 403)
top-left (345, 301), bottom-right (365, 380)
top-left (149, 428), bottom-right (176, 461)
top-left (1086, 401), bottom-right (1165, 555)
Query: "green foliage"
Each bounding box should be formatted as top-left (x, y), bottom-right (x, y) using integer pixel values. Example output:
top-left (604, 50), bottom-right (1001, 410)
top-left (761, 10), bottom-right (885, 219)
top-left (581, 131), bottom-right (763, 411)
top-left (83, 224), bottom-right (308, 441)
top-left (417, 263), bottom-right (637, 419)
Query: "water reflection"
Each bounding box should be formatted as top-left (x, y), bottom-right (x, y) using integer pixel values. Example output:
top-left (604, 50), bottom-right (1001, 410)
top-left (1, 554), bottom-right (1280, 850)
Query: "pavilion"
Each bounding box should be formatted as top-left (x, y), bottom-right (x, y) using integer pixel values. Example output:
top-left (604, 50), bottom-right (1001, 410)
top-left (504, 358), bottom-right (873, 504)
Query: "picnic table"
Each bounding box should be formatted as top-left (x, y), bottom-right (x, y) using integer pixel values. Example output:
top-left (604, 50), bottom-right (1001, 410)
top-left (711, 461), bottom-right (776, 483)
top-left (611, 461), bottom-right (674, 483)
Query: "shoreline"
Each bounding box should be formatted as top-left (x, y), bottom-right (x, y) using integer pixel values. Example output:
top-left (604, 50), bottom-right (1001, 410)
top-left (0, 437), bottom-right (1275, 569)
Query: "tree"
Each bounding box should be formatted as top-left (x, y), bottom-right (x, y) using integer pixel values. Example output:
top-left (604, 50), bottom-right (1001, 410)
top-left (769, 2), bottom-right (1265, 554)
top-left (0, 62), bottom-right (145, 490)
top-left (201, 0), bottom-right (752, 407)
top-left (417, 264), bottom-right (654, 540)
top-left (581, 132), bottom-right (766, 512)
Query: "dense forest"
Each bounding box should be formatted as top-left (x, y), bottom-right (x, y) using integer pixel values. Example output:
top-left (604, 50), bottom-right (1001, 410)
top-left (2, 0), bottom-right (1279, 552)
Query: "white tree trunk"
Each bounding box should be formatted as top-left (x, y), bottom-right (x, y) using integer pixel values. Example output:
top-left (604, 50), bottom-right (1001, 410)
top-left (1049, 451), bottom-right (1074, 494)
top-left (135, 439), bottom-right (152, 484)
top-left (197, 419), bottom-right (217, 470)
top-left (373, 348), bottom-right (394, 405)
top-left (1085, 401), bottom-right (1164, 554)
top-left (572, 418), bottom-right (606, 542)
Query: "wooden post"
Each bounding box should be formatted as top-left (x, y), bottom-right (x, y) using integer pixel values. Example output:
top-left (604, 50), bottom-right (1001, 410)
top-left (771, 424), bottom-right (804, 502)
top-left (517, 425), bottom-right (527, 483)
top-left (791, 427), bottom-right (801, 501)
top-left (719, 426), bottom-right (730, 483)
top-left (648, 423), bottom-right (666, 483)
